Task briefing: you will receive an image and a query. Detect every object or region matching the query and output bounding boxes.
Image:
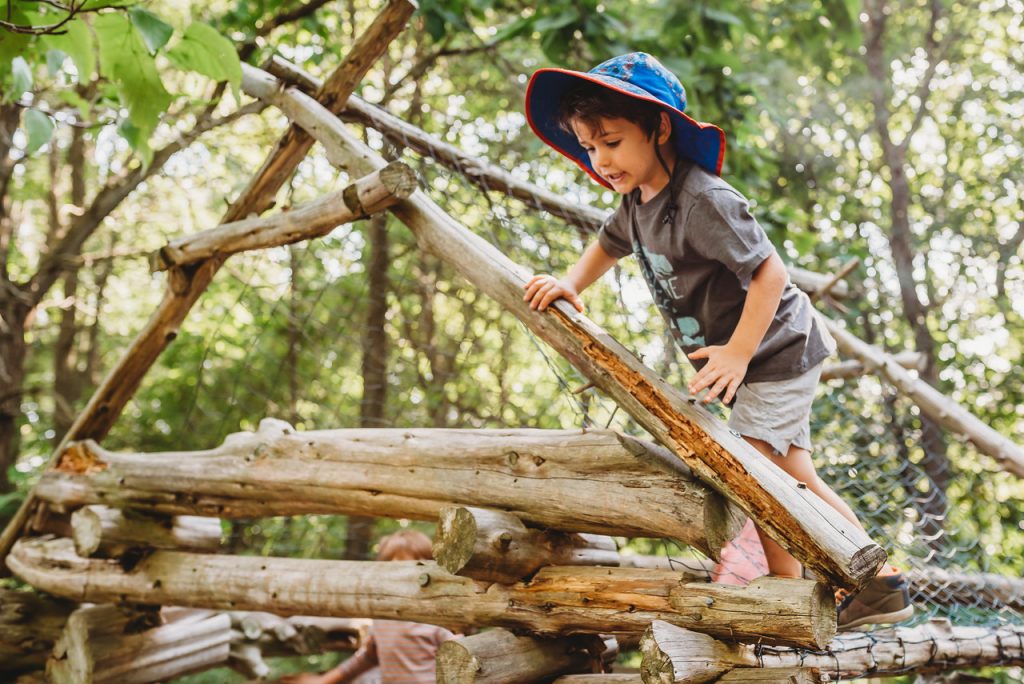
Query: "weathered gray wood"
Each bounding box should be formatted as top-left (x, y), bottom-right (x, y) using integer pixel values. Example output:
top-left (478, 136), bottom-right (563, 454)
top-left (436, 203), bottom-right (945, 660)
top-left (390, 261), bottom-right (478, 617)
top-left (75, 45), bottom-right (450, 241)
top-left (240, 63), bottom-right (886, 591)
top-left (824, 318), bottom-right (1024, 477)
top-left (618, 554), bottom-right (716, 580)
top-left (434, 506), bottom-right (620, 583)
top-left (46, 604), bottom-right (230, 684)
top-left (153, 162), bottom-right (416, 270)
top-left (37, 423), bottom-right (742, 556)
top-left (10, 537), bottom-right (834, 647)
top-left (71, 505), bottom-right (221, 557)
top-left (820, 350), bottom-right (923, 380)
top-left (435, 628), bottom-right (611, 683)
top-left (265, 56), bottom-right (850, 302)
top-left (0, 589), bottom-right (75, 676)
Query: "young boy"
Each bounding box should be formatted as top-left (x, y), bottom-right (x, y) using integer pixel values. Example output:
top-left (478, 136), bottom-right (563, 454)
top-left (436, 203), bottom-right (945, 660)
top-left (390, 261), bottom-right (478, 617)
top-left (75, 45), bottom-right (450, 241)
top-left (522, 52), bottom-right (912, 630)
top-left (281, 530), bottom-right (454, 683)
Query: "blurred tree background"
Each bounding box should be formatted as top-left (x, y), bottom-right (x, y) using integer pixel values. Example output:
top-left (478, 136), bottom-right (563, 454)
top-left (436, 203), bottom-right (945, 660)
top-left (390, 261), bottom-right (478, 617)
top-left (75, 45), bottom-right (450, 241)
top-left (1, 0), bottom-right (1021, 680)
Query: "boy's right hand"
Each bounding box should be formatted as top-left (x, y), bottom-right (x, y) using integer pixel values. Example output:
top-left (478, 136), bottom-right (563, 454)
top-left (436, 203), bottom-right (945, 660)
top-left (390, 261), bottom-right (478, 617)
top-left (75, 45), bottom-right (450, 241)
top-left (523, 274), bottom-right (585, 312)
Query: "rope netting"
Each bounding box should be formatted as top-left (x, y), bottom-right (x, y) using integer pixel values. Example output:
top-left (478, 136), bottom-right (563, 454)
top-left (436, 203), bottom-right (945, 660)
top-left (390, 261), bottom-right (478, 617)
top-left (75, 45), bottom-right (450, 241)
top-left (84, 91), bottom-right (1023, 677)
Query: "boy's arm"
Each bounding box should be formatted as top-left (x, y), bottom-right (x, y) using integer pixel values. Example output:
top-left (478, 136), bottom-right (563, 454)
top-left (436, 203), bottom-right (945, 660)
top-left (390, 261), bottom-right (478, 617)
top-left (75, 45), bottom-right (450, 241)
top-left (524, 240), bottom-right (620, 312)
top-left (687, 252), bottom-right (788, 403)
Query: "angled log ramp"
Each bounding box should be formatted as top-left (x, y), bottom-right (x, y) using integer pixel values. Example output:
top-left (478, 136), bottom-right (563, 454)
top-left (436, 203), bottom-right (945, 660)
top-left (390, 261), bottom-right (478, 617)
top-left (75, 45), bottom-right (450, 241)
top-left (0, 589), bottom-right (75, 677)
top-left (824, 318), bottom-right (1024, 477)
top-left (267, 55), bottom-right (850, 302)
top-left (239, 63), bottom-right (886, 591)
top-left (38, 424), bottom-right (742, 555)
top-left (643, 618), bottom-right (1024, 681)
top-left (435, 628), bottom-right (614, 683)
top-left (153, 161), bottom-right (416, 270)
top-left (9, 537), bottom-right (834, 648)
top-left (434, 506), bottom-right (620, 583)
top-left (46, 604), bottom-right (230, 684)
top-left (820, 350), bottom-right (923, 381)
top-left (70, 505), bottom-right (221, 557)
top-left (0, 0), bottom-right (417, 568)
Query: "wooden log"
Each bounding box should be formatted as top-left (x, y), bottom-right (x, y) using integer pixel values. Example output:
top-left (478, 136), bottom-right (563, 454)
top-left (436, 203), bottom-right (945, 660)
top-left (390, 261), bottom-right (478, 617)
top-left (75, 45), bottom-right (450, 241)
top-left (265, 55), bottom-right (851, 302)
top-left (552, 677), bottom-right (642, 683)
top-left (435, 628), bottom-right (611, 683)
top-left (619, 554), bottom-right (716, 580)
top-left (433, 506), bottom-right (620, 583)
top-left (823, 318), bottom-right (1024, 477)
top-left (0, 0), bottom-right (416, 570)
top-left (9, 537), bottom-right (834, 648)
top-left (239, 63), bottom-right (886, 591)
top-left (0, 588), bottom-right (75, 676)
top-left (37, 424), bottom-right (743, 557)
top-left (640, 620), bottom-right (754, 683)
top-left (46, 604), bottom-right (230, 684)
top-left (820, 350), bottom-right (924, 380)
top-left (152, 162), bottom-right (416, 270)
top-left (717, 669), bottom-right (822, 683)
top-left (71, 505), bottom-right (221, 557)
top-left (906, 566), bottom-right (1024, 611)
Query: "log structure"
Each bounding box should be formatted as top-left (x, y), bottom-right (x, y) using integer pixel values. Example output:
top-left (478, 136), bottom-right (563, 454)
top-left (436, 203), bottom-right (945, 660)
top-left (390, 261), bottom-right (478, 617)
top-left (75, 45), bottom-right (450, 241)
top-left (433, 506), bottom-right (620, 583)
top-left (36, 423), bottom-right (743, 557)
top-left (435, 628), bottom-right (613, 683)
top-left (239, 61), bottom-right (886, 591)
top-left (46, 604), bottom-right (230, 684)
top-left (227, 612), bottom-right (362, 679)
top-left (70, 505), bottom-right (220, 557)
top-left (9, 537), bottom-right (835, 648)
top-left (0, 589), bottom-right (75, 677)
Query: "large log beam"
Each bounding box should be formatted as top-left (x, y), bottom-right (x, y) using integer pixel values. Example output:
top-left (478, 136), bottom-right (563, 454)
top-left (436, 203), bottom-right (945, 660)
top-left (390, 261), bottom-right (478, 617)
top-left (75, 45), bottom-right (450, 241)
top-left (152, 162), bottom-right (416, 270)
top-left (643, 617), bottom-right (1024, 680)
top-left (435, 628), bottom-right (613, 683)
top-left (46, 604), bottom-right (230, 684)
top-left (37, 423), bottom-right (742, 556)
top-left (71, 505), bottom-right (221, 557)
top-left (0, 0), bottom-right (416, 569)
top-left (433, 506), bottom-right (620, 583)
top-left (9, 537), bottom-right (834, 648)
top-left (265, 56), bottom-right (850, 301)
top-left (239, 63), bottom-right (886, 590)
top-left (824, 318), bottom-right (1024, 477)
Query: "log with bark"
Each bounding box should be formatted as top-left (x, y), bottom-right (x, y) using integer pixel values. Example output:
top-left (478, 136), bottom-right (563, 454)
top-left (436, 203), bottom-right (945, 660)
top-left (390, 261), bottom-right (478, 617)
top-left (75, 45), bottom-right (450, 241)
top-left (152, 162), bottom-right (416, 270)
top-left (10, 537), bottom-right (835, 648)
top-left (37, 423), bottom-right (743, 557)
top-left (642, 617), bottom-right (1024, 680)
top-left (435, 628), bottom-right (614, 683)
top-left (70, 505), bottom-right (221, 557)
top-left (238, 63), bottom-right (886, 591)
top-left (46, 604), bottom-right (230, 684)
top-left (433, 506), bottom-right (620, 583)
top-left (0, 588), bottom-right (75, 676)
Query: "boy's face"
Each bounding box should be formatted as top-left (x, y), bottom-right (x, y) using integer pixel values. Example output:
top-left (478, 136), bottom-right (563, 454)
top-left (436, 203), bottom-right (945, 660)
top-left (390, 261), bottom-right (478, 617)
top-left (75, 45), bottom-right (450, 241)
top-left (572, 115), bottom-right (672, 201)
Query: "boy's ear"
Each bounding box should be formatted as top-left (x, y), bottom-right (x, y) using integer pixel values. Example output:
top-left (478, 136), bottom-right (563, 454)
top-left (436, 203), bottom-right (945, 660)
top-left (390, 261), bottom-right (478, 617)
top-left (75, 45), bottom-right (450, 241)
top-left (658, 112), bottom-right (672, 144)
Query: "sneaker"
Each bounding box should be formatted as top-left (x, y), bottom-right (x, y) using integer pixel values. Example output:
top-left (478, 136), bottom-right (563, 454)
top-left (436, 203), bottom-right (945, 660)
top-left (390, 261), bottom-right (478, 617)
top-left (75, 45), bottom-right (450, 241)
top-left (836, 568), bottom-right (914, 631)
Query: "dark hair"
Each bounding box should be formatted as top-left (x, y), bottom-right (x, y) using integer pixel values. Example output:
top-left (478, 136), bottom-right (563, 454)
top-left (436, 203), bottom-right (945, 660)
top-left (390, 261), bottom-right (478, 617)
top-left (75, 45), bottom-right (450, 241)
top-left (557, 82), bottom-right (673, 174)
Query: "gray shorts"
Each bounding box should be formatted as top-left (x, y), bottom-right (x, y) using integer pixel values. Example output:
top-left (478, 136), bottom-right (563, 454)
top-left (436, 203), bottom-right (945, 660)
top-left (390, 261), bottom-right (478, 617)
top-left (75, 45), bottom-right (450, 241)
top-left (727, 363), bottom-right (823, 457)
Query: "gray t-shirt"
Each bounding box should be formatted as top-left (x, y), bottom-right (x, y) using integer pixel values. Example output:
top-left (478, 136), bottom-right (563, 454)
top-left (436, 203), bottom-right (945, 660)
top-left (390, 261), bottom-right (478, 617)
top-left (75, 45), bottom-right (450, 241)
top-left (598, 161), bottom-right (835, 383)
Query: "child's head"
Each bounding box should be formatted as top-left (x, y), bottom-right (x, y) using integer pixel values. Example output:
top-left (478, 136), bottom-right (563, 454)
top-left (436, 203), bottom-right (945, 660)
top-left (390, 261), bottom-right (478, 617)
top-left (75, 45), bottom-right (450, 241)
top-left (376, 529), bottom-right (433, 561)
top-left (525, 53), bottom-right (726, 188)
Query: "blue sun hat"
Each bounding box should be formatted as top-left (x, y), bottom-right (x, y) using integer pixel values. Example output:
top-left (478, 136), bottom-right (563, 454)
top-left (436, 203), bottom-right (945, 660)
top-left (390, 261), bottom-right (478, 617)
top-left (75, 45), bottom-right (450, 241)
top-left (525, 52), bottom-right (726, 188)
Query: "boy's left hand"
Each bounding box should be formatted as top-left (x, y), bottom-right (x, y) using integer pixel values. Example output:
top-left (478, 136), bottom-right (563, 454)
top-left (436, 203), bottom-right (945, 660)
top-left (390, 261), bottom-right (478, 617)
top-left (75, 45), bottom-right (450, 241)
top-left (687, 344), bottom-right (751, 404)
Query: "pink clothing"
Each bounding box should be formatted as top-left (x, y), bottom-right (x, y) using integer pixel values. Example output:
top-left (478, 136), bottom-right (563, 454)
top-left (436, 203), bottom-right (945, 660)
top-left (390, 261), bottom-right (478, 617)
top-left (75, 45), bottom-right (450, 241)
top-left (334, 620), bottom-right (454, 683)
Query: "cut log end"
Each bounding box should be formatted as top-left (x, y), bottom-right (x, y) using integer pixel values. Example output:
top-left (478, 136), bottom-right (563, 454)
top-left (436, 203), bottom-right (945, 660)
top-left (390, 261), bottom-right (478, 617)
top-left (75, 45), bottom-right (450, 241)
top-left (433, 506), bottom-right (478, 575)
top-left (435, 639), bottom-right (481, 683)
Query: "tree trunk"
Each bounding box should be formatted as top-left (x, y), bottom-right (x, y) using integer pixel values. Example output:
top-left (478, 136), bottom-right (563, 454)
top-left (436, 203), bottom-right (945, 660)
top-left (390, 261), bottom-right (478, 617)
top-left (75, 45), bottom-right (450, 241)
top-left (239, 64), bottom-right (887, 590)
top-left (10, 537), bottom-right (835, 648)
top-left (0, 300), bottom-right (28, 494)
top-left (435, 628), bottom-right (612, 683)
top-left (70, 505), bottom-right (221, 557)
top-left (38, 424), bottom-right (741, 554)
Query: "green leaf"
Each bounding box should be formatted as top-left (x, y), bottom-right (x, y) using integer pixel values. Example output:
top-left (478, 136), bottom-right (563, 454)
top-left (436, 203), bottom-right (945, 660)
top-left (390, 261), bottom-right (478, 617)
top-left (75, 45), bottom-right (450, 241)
top-left (10, 57), bottom-right (32, 99)
top-left (533, 8), bottom-right (579, 33)
top-left (129, 7), bottom-right (174, 55)
top-left (57, 88), bottom-right (91, 115)
top-left (118, 118), bottom-right (153, 168)
top-left (492, 16), bottom-right (535, 43)
top-left (40, 18), bottom-right (95, 81)
top-left (95, 13), bottom-right (172, 139)
top-left (166, 22), bottom-right (242, 93)
top-left (702, 8), bottom-right (743, 26)
top-left (24, 109), bottom-right (54, 154)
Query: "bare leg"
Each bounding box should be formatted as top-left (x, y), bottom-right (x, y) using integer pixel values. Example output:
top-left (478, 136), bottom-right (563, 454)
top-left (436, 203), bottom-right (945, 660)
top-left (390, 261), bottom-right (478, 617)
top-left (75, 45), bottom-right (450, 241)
top-left (744, 436), bottom-right (866, 578)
